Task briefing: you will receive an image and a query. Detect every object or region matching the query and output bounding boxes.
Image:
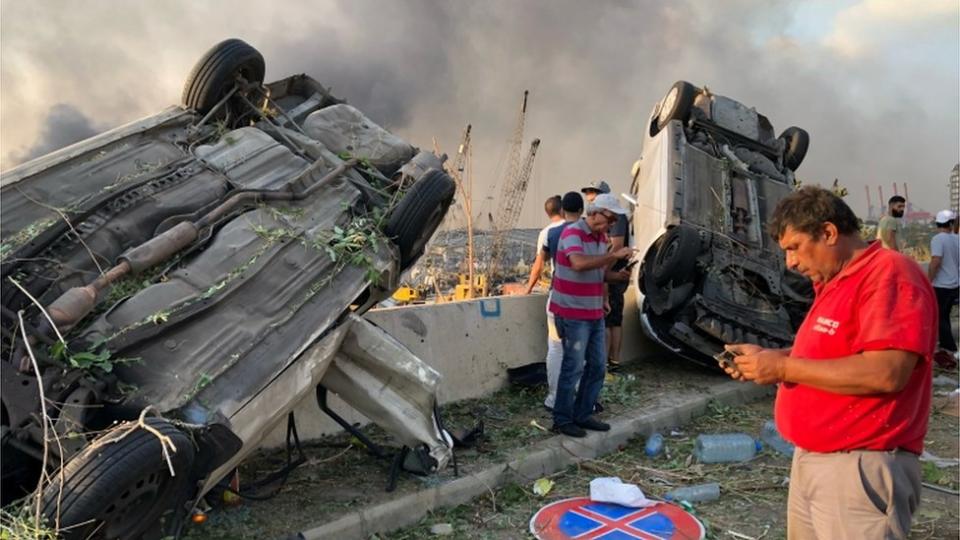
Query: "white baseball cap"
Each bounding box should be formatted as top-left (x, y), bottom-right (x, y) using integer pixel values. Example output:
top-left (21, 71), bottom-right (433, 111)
top-left (590, 193), bottom-right (627, 215)
top-left (935, 209), bottom-right (957, 224)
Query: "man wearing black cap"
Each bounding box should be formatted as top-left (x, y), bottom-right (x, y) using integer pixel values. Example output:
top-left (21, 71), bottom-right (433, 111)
top-left (580, 180), bottom-right (610, 203)
top-left (582, 180), bottom-right (630, 368)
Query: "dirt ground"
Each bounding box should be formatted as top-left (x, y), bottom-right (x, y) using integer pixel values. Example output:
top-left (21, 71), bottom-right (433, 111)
top-left (182, 357), bottom-right (959, 540)
top-left (387, 373), bottom-right (960, 540)
top-left (182, 354), bottom-right (727, 538)
top-left (389, 405), bottom-right (958, 540)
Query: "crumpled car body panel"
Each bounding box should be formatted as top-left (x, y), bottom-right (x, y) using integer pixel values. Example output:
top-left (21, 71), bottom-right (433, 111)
top-left (1, 71), bottom-right (453, 507)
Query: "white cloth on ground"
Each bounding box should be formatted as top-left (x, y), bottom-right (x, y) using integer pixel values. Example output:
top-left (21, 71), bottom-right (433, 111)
top-left (590, 477), bottom-right (657, 508)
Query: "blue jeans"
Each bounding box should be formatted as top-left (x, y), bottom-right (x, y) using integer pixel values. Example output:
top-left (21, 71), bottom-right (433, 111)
top-left (552, 316), bottom-right (606, 426)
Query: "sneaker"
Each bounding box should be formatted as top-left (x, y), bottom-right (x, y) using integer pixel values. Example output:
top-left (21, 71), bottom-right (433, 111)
top-left (576, 417), bottom-right (611, 432)
top-left (552, 423), bottom-right (587, 438)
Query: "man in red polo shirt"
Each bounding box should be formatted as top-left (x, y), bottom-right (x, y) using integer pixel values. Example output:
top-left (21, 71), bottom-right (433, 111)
top-left (722, 187), bottom-right (936, 539)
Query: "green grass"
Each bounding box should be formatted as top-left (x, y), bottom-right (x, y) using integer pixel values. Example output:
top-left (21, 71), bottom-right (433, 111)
top-left (0, 502), bottom-right (58, 540)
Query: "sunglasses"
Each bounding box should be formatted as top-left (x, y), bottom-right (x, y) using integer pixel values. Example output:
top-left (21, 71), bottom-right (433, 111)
top-left (600, 211), bottom-right (618, 224)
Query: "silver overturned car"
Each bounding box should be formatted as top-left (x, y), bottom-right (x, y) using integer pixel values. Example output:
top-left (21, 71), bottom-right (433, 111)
top-left (631, 81), bottom-right (814, 366)
top-left (1, 39), bottom-right (455, 538)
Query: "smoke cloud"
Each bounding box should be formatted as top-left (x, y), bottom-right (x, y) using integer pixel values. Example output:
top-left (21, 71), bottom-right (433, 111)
top-left (2, 0), bottom-right (957, 226)
top-left (7, 104), bottom-right (103, 165)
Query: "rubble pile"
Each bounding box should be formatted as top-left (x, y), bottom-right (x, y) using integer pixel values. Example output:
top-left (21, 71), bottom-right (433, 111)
top-left (407, 228), bottom-right (542, 291)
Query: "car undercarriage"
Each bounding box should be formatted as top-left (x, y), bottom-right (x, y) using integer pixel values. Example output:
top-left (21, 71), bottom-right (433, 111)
top-left (1, 39), bottom-right (456, 538)
top-left (632, 81), bottom-right (814, 366)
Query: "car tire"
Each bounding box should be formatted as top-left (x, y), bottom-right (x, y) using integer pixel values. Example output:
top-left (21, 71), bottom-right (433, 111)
top-left (779, 126), bottom-right (809, 171)
top-left (182, 38), bottom-right (265, 116)
top-left (385, 168), bottom-right (456, 270)
top-left (40, 418), bottom-right (195, 539)
top-left (651, 226), bottom-right (700, 286)
top-left (653, 81), bottom-right (698, 134)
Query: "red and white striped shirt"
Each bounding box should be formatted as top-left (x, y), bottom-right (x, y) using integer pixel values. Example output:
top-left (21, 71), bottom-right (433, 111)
top-left (548, 218), bottom-right (606, 320)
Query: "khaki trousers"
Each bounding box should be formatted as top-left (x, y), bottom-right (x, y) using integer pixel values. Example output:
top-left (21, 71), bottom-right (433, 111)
top-left (787, 447), bottom-right (921, 540)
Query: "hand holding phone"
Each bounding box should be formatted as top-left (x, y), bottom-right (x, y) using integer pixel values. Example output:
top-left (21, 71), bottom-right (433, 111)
top-left (713, 349), bottom-right (740, 370)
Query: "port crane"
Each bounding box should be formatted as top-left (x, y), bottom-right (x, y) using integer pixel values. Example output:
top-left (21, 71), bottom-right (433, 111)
top-left (487, 91), bottom-right (539, 281)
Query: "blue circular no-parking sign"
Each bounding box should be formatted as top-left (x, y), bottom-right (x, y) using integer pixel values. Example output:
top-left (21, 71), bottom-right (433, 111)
top-left (530, 497), bottom-right (705, 539)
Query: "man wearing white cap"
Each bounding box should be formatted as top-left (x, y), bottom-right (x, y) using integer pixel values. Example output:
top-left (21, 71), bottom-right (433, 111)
top-left (929, 209), bottom-right (959, 366)
top-left (549, 193), bottom-right (633, 437)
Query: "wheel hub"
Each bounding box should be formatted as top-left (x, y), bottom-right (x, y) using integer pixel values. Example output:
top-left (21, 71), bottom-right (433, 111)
top-left (658, 87), bottom-right (679, 125)
top-left (99, 468), bottom-right (169, 537)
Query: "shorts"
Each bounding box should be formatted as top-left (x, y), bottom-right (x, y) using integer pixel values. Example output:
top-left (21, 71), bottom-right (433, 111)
top-left (605, 283), bottom-right (626, 327)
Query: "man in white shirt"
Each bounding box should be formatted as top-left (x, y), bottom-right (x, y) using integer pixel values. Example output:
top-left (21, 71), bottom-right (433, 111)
top-left (524, 195), bottom-right (566, 409)
top-left (525, 195), bottom-right (564, 294)
top-left (929, 209), bottom-right (959, 367)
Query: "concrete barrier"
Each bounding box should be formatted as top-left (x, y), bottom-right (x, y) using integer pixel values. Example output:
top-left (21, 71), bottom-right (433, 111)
top-left (263, 293), bottom-right (573, 445)
top-left (262, 284), bottom-right (667, 446)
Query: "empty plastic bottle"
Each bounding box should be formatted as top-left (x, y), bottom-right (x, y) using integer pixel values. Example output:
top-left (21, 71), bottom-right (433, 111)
top-left (693, 433), bottom-right (760, 463)
top-left (760, 420), bottom-right (795, 457)
top-left (644, 432), bottom-right (664, 457)
top-left (664, 482), bottom-right (721, 503)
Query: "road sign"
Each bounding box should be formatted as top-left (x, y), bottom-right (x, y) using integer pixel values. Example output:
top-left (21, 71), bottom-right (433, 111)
top-left (530, 497), bottom-right (704, 539)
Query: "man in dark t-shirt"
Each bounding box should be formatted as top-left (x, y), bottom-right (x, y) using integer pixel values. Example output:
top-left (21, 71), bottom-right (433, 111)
top-left (581, 181), bottom-right (630, 368)
top-left (604, 212), bottom-right (630, 367)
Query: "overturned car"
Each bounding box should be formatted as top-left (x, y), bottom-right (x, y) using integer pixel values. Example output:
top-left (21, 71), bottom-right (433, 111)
top-left (1, 39), bottom-right (455, 538)
top-left (631, 81), bottom-right (814, 366)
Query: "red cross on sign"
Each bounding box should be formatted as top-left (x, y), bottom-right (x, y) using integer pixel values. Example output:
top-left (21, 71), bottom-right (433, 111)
top-left (530, 497), bottom-right (704, 539)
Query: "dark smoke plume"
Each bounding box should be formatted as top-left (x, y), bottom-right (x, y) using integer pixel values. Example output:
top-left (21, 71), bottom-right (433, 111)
top-left (8, 104), bottom-right (103, 165)
top-left (1, 1), bottom-right (957, 224)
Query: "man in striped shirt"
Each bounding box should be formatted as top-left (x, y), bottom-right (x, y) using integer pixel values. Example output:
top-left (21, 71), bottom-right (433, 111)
top-left (550, 193), bottom-right (634, 437)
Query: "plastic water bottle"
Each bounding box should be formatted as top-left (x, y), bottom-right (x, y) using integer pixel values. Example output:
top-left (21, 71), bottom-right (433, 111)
top-left (664, 482), bottom-right (721, 503)
top-left (644, 432), bottom-right (664, 457)
top-left (694, 433), bottom-right (760, 463)
top-left (760, 420), bottom-right (795, 458)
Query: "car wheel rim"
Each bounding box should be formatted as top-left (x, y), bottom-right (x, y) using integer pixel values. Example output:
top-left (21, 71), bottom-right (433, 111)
top-left (657, 236), bottom-right (679, 267)
top-left (99, 469), bottom-right (170, 536)
top-left (658, 87), bottom-right (678, 125)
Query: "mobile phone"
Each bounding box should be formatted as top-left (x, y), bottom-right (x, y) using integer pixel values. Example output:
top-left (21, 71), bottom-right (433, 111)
top-left (713, 349), bottom-right (740, 369)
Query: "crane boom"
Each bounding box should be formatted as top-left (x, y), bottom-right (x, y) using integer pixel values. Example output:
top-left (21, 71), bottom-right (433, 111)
top-left (488, 138), bottom-right (540, 277)
top-left (453, 124), bottom-right (472, 185)
top-left (486, 91), bottom-right (537, 281)
top-left (499, 139), bottom-right (541, 229)
top-left (442, 123), bottom-right (473, 229)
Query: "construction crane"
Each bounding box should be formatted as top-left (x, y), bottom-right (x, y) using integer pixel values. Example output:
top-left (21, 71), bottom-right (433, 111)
top-left (448, 124), bottom-right (479, 299)
top-left (487, 90), bottom-right (539, 281)
top-left (412, 124), bottom-right (477, 301)
top-left (488, 137), bottom-right (540, 280)
top-left (444, 124), bottom-right (473, 230)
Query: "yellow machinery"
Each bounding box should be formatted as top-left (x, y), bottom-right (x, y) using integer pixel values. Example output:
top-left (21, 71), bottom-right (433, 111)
top-left (453, 273), bottom-right (487, 300)
top-left (391, 286), bottom-right (422, 305)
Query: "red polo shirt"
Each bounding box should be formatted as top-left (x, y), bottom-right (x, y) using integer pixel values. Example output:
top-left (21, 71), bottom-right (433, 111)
top-left (775, 242), bottom-right (936, 454)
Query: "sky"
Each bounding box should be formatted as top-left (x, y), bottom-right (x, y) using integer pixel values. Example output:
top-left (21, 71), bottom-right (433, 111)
top-left (1, 0), bottom-right (958, 227)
